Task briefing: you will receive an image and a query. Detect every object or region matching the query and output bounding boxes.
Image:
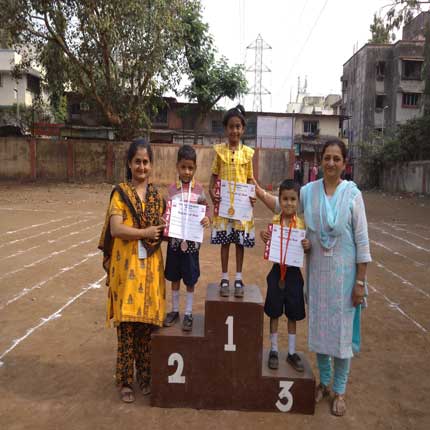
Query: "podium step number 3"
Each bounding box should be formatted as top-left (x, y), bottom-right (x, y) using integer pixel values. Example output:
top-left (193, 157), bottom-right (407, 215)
top-left (151, 284), bottom-right (315, 414)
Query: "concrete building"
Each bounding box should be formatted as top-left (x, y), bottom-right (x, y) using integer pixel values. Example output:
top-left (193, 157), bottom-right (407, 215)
top-left (0, 49), bottom-right (42, 108)
top-left (341, 12), bottom-right (428, 162)
top-left (286, 76), bottom-right (341, 115)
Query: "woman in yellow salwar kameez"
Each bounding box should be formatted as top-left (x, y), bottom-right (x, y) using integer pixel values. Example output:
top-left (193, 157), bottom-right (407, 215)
top-left (99, 139), bottom-right (166, 403)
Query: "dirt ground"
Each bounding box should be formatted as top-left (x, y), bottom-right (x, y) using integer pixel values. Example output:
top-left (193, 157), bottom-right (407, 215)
top-left (0, 181), bottom-right (429, 430)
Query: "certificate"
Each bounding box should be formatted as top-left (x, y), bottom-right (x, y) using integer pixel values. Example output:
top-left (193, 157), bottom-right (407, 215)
top-left (263, 224), bottom-right (306, 268)
top-left (163, 199), bottom-right (206, 243)
top-left (214, 179), bottom-right (255, 221)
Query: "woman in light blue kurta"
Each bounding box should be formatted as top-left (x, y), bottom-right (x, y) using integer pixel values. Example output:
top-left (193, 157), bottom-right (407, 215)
top-left (253, 138), bottom-right (371, 417)
top-left (300, 139), bottom-right (371, 417)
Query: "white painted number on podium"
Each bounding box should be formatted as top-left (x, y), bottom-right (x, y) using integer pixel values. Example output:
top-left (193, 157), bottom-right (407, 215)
top-left (224, 315), bottom-right (236, 352)
top-left (276, 381), bottom-right (294, 412)
top-left (168, 353), bottom-right (186, 384)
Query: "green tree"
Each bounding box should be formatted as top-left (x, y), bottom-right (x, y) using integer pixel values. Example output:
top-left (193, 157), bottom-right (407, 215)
top-left (423, 23), bottom-right (430, 114)
top-left (369, 14), bottom-right (391, 43)
top-left (383, 1), bottom-right (429, 31)
top-left (181, 1), bottom-right (248, 130)
top-left (0, 0), bottom-right (193, 138)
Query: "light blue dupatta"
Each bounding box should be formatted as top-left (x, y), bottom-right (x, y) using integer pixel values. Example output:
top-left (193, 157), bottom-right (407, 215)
top-left (302, 179), bottom-right (358, 250)
top-left (301, 178), bottom-right (363, 352)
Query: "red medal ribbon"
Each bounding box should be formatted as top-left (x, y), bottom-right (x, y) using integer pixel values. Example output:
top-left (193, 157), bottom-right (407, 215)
top-left (280, 214), bottom-right (296, 281)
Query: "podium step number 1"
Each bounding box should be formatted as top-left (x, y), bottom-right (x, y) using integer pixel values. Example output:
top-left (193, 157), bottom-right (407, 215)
top-left (151, 284), bottom-right (315, 414)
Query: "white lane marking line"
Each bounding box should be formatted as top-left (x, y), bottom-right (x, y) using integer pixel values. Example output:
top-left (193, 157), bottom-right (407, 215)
top-left (0, 207), bottom-right (94, 215)
top-left (0, 218), bottom-right (94, 249)
top-left (370, 239), bottom-right (425, 267)
top-left (369, 283), bottom-right (427, 333)
top-left (0, 235), bottom-right (99, 281)
top-left (1, 215), bottom-right (75, 236)
top-left (0, 275), bottom-right (105, 365)
top-left (0, 252), bottom-right (100, 310)
top-left (381, 222), bottom-right (430, 241)
top-left (0, 222), bottom-right (103, 262)
top-left (412, 223), bottom-right (430, 233)
top-left (369, 224), bottom-right (430, 253)
top-left (0, 207), bottom-right (57, 213)
top-left (374, 260), bottom-right (430, 299)
top-left (375, 256), bottom-right (430, 295)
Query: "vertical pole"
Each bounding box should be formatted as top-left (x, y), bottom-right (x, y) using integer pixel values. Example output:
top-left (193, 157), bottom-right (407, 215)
top-left (106, 142), bottom-right (114, 183)
top-left (67, 141), bottom-right (74, 181)
top-left (28, 138), bottom-right (36, 180)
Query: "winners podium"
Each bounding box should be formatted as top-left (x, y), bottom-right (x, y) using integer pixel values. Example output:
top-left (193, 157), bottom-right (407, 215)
top-left (151, 284), bottom-right (315, 414)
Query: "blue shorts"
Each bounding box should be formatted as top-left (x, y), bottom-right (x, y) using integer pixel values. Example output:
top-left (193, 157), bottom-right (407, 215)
top-left (264, 264), bottom-right (305, 321)
top-left (164, 246), bottom-right (200, 287)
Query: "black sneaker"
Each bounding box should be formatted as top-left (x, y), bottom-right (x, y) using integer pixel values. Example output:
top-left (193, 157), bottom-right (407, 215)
top-left (268, 350), bottom-right (279, 370)
top-left (219, 279), bottom-right (230, 297)
top-left (182, 314), bottom-right (193, 332)
top-left (287, 353), bottom-right (304, 373)
top-left (163, 311), bottom-right (179, 327)
top-left (234, 280), bottom-right (244, 298)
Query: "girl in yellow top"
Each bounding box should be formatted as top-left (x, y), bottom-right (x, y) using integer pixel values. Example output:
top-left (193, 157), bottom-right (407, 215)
top-left (98, 138), bottom-right (166, 403)
top-left (209, 105), bottom-right (256, 298)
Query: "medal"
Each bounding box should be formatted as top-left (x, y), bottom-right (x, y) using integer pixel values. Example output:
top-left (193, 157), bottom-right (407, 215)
top-left (228, 206), bottom-right (235, 216)
top-left (180, 240), bottom-right (188, 252)
top-left (279, 214), bottom-right (296, 289)
top-left (180, 180), bottom-right (192, 246)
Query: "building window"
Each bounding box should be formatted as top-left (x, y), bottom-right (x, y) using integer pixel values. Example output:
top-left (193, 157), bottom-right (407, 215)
top-left (245, 121), bottom-right (256, 136)
top-left (212, 120), bottom-right (224, 134)
top-left (0, 73), bottom-right (2, 87)
top-left (401, 60), bottom-right (422, 80)
top-left (375, 94), bottom-right (385, 110)
top-left (402, 93), bottom-right (420, 108)
top-left (342, 79), bottom-right (348, 91)
top-left (26, 74), bottom-right (41, 95)
top-left (376, 61), bottom-right (385, 80)
top-left (303, 120), bottom-right (319, 134)
top-left (153, 106), bottom-right (168, 125)
top-left (71, 103), bottom-right (81, 114)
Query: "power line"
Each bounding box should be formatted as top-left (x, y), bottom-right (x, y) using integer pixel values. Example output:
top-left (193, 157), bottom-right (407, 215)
top-left (279, 0), bottom-right (329, 93)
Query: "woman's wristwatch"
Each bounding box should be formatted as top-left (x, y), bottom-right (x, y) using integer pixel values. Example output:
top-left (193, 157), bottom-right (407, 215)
top-left (355, 279), bottom-right (369, 297)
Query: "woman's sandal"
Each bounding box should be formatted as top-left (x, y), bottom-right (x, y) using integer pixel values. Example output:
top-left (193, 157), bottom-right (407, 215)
top-left (332, 393), bottom-right (347, 417)
top-left (140, 384), bottom-right (151, 396)
top-left (119, 385), bottom-right (135, 403)
top-left (315, 383), bottom-right (331, 403)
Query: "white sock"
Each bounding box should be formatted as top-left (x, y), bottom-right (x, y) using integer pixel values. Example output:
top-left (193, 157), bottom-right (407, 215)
top-left (288, 334), bottom-right (296, 355)
top-left (235, 272), bottom-right (242, 281)
top-left (270, 333), bottom-right (278, 352)
top-left (172, 290), bottom-right (180, 312)
top-left (185, 291), bottom-right (194, 315)
top-left (222, 272), bottom-right (228, 280)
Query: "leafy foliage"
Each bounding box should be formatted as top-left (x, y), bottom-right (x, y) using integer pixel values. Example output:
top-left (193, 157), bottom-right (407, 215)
top-left (181, 1), bottom-right (248, 128)
top-left (383, 0), bottom-right (428, 31)
top-left (359, 115), bottom-right (430, 173)
top-left (0, 0), bottom-right (192, 138)
top-left (423, 23), bottom-right (430, 114)
top-left (369, 14), bottom-right (391, 43)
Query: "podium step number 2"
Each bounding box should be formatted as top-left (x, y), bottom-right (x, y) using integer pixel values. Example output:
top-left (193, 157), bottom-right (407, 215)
top-left (151, 284), bottom-right (315, 414)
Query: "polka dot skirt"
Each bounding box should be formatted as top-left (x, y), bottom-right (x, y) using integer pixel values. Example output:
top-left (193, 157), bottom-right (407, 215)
top-left (211, 229), bottom-right (255, 248)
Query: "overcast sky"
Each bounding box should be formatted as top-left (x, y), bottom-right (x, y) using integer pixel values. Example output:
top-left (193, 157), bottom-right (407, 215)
top-left (200, 0), bottom-right (404, 112)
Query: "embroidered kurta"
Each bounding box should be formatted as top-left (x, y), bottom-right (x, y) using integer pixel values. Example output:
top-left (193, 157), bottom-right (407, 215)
top-left (300, 179), bottom-right (371, 359)
top-left (106, 191), bottom-right (166, 327)
top-left (211, 142), bottom-right (255, 238)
